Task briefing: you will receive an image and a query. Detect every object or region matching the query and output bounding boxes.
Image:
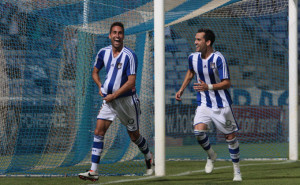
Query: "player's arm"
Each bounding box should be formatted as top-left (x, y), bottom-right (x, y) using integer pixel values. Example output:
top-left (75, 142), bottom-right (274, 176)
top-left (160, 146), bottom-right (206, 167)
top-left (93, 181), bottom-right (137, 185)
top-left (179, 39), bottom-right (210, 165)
top-left (194, 79), bottom-right (231, 91)
top-left (104, 74), bottom-right (136, 102)
top-left (194, 55), bottom-right (231, 91)
top-left (211, 79), bottom-right (231, 90)
top-left (92, 67), bottom-right (103, 97)
top-left (175, 69), bottom-right (195, 101)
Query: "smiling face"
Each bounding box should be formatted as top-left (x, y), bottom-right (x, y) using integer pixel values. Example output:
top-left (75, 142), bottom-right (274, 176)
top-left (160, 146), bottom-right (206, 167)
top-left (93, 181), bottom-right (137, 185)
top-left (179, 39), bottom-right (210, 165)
top-left (194, 32), bottom-right (210, 53)
top-left (109, 25), bottom-right (124, 50)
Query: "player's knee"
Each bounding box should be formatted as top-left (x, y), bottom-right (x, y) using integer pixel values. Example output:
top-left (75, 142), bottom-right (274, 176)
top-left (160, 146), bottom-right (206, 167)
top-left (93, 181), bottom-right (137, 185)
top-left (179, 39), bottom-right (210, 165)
top-left (225, 133), bottom-right (236, 140)
top-left (194, 130), bottom-right (207, 137)
top-left (94, 129), bottom-right (105, 136)
top-left (128, 130), bottom-right (140, 142)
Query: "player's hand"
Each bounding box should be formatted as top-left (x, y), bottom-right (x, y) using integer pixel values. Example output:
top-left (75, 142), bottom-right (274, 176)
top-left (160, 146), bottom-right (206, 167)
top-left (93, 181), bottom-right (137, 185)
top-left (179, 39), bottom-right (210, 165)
top-left (194, 80), bottom-right (208, 91)
top-left (99, 88), bottom-right (104, 97)
top-left (175, 90), bottom-right (183, 101)
top-left (103, 94), bottom-right (116, 102)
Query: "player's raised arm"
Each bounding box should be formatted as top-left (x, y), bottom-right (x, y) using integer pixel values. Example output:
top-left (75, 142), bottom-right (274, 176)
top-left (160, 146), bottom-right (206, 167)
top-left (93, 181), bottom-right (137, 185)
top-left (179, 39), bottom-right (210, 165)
top-left (175, 69), bottom-right (195, 101)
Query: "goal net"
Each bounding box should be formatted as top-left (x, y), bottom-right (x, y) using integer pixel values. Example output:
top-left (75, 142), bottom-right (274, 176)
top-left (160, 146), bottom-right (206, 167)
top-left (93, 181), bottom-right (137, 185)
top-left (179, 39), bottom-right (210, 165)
top-left (0, 0), bottom-right (291, 176)
top-left (165, 0), bottom-right (290, 161)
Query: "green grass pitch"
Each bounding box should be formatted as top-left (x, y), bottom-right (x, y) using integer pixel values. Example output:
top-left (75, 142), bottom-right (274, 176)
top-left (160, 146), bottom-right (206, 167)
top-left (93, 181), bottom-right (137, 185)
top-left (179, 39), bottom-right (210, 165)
top-left (1, 160), bottom-right (300, 185)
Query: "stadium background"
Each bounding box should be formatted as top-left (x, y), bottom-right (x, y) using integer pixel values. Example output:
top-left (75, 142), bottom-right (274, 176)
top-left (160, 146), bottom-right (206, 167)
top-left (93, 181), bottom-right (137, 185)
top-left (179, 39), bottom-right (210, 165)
top-left (0, 0), bottom-right (297, 176)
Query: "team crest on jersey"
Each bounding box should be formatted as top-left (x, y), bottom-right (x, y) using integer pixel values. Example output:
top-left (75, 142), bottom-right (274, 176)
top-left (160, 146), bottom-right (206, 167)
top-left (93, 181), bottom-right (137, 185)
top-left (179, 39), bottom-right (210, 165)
top-left (225, 120), bottom-right (232, 128)
top-left (210, 63), bottom-right (216, 69)
top-left (128, 119), bottom-right (134, 125)
top-left (117, 63), bottom-right (122, 69)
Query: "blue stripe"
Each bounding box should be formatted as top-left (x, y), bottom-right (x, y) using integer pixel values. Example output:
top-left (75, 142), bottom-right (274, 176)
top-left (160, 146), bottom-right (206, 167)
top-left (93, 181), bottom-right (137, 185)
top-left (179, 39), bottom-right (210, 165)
top-left (203, 145), bottom-right (211, 151)
top-left (224, 89), bottom-right (233, 105)
top-left (197, 55), bottom-right (212, 108)
top-left (232, 158), bottom-right (239, 163)
top-left (225, 58), bottom-right (230, 79)
top-left (138, 138), bottom-right (146, 148)
top-left (230, 105), bottom-right (239, 130)
top-left (95, 50), bottom-right (106, 69)
top-left (94, 135), bottom-right (104, 141)
top-left (229, 148), bottom-right (240, 154)
top-left (208, 56), bottom-right (223, 108)
top-left (216, 57), bottom-right (224, 79)
top-left (197, 92), bottom-right (202, 106)
top-left (197, 136), bottom-right (208, 144)
top-left (106, 51), bottom-right (112, 74)
top-left (91, 155), bottom-right (100, 163)
top-left (121, 55), bottom-right (129, 86)
top-left (107, 53), bottom-right (123, 94)
top-left (132, 95), bottom-right (140, 130)
top-left (93, 142), bottom-right (103, 149)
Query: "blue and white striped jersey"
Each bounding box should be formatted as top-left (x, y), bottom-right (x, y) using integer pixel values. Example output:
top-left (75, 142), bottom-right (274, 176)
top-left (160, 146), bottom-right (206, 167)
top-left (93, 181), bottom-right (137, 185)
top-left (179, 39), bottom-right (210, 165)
top-left (94, 45), bottom-right (137, 97)
top-left (188, 51), bottom-right (232, 109)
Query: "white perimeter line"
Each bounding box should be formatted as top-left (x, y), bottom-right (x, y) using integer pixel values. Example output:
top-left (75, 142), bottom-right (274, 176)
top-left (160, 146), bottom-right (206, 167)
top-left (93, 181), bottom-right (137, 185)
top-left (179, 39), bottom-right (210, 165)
top-left (89, 160), bottom-right (295, 185)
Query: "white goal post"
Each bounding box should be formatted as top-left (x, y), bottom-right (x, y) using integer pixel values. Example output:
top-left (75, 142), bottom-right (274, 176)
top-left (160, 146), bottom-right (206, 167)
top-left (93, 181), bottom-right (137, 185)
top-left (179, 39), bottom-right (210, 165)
top-left (288, 0), bottom-right (298, 161)
top-left (154, 0), bottom-right (166, 176)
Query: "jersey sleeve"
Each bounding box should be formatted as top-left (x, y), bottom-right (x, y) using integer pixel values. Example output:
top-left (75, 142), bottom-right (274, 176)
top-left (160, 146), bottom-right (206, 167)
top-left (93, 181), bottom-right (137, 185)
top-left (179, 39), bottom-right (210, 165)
top-left (126, 52), bottom-right (138, 76)
top-left (188, 54), bottom-right (194, 71)
top-left (216, 56), bottom-right (230, 80)
top-left (93, 50), bottom-right (105, 69)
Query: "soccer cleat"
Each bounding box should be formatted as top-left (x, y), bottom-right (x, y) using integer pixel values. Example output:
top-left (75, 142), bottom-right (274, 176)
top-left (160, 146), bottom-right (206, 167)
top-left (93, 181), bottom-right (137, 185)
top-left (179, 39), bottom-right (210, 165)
top-left (233, 172), bottom-right (242, 181)
top-left (144, 153), bottom-right (155, 176)
top-left (78, 170), bottom-right (99, 182)
top-left (205, 152), bottom-right (217, 173)
top-left (233, 163), bottom-right (242, 181)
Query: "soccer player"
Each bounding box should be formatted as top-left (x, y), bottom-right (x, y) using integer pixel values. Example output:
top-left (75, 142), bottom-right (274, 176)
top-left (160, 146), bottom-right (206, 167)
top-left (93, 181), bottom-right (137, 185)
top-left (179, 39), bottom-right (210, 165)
top-left (78, 22), bottom-right (154, 182)
top-left (175, 28), bottom-right (242, 181)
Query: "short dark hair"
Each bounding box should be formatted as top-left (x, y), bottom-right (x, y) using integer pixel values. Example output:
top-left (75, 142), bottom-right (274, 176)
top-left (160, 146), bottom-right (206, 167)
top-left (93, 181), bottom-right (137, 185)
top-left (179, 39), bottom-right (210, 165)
top-left (110, 22), bottom-right (124, 34)
top-left (197, 28), bottom-right (215, 46)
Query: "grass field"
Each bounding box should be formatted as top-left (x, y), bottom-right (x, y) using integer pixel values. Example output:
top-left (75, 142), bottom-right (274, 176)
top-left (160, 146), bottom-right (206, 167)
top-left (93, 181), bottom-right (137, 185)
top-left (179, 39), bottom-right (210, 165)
top-left (1, 160), bottom-right (300, 185)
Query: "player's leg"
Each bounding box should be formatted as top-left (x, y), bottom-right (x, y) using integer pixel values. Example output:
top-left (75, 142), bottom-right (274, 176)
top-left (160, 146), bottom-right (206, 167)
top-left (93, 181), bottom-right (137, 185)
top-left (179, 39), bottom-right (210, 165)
top-left (116, 95), bottom-right (154, 175)
top-left (127, 130), bottom-right (154, 176)
top-left (194, 123), bottom-right (217, 173)
top-left (193, 106), bottom-right (216, 173)
top-left (212, 106), bottom-right (241, 181)
top-left (79, 102), bottom-right (115, 181)
top-left (225, 133), bottom-right (242, 181)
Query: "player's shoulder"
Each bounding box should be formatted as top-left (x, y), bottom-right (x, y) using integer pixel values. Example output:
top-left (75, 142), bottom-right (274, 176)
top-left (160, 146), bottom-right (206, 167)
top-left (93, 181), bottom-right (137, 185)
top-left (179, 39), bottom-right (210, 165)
top-left (100, 45), bottom-right (112, 52)
top-left (97, 45), bottom-right (111, 54)
top-left (123, 46), bottom-right (137, 58)
top-left (213, 51), bottom-right (226, 61)
top-left (188, 52), bottom-right (200, 58)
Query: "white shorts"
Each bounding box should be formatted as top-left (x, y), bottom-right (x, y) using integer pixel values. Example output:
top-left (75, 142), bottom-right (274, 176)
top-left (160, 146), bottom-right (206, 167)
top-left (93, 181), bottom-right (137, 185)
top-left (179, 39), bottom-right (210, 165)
top-left (97, 94), bottom-right (141, 132)
top-left (193, 105), bottom-right (239, 134)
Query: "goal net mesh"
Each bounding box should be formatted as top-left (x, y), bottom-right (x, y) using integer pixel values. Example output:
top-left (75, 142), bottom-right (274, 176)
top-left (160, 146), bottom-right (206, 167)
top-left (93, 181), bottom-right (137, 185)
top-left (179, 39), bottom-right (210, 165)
top-left (0, 0), bottom-right (290, 176)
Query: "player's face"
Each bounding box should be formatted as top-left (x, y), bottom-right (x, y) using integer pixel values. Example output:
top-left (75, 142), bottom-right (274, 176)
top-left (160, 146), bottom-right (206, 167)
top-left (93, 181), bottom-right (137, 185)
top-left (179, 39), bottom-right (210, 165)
top-left (109, 26), bottom-right (124, 50)
top-left (194, 32), bottom-right (208, 52)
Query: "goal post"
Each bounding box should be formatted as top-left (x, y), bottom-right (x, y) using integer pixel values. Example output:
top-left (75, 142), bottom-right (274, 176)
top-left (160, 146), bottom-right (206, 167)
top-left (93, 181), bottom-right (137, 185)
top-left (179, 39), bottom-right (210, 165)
top-left (154, 0), bottom-right (166, 177)
top-left (288, 0), bottom-right (298, 161)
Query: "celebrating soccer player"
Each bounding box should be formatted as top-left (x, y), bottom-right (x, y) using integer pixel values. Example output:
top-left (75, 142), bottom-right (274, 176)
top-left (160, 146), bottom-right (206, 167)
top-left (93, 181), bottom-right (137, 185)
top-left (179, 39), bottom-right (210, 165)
top-left (78, 22), bottom-right (154, 182)
top-left (175, 28), bottom-right (242, 181)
